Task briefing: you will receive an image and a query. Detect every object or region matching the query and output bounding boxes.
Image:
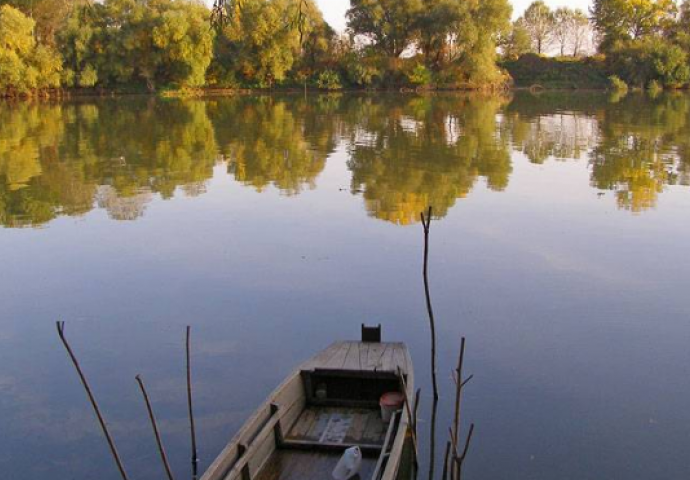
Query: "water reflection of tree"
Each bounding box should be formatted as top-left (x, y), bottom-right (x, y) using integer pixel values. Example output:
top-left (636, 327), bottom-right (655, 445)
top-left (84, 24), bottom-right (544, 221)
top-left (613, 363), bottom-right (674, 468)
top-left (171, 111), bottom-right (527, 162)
top-left (0, 103), bottom-right (95, 227)
top-left (3, 93), bottom-right (690, 227)
top-left (589, 94), bottom-right (690, 212)
top-left (502, 93), bottom-right (601, 163)
top-left (0, 100), bottom-right (218, 227)
top-left (343, 95), bottom-right (512, 225)
top-left (505, 92), bottom-right (690, 212)
top-left (209, 96), bottom-right (338, 195)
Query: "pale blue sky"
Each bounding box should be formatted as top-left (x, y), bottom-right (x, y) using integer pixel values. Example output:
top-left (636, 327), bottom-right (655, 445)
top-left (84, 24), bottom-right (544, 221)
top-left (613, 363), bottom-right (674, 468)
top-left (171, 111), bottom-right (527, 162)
top-left (316, 0), bottom-right (592, 31)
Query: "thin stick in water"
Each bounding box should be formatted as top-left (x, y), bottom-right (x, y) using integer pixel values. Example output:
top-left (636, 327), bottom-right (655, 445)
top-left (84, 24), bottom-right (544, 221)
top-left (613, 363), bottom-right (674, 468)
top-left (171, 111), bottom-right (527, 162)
top-left (136, 374), bottom-right (176, 480)
top-left (186, 326), bottom-right (199, 480)
top-left (456, 423), bottom-right (475, 480)
top-left (452, 337), bottom-right (466, 450)
top-left (426, 397), bottom-right (438, 480)
top-left (420, 206), bottom-right (439, 400)
top-left (55, 321), bottom-right (130, 480)
top-left (441, 440), bottom-right (451, 480)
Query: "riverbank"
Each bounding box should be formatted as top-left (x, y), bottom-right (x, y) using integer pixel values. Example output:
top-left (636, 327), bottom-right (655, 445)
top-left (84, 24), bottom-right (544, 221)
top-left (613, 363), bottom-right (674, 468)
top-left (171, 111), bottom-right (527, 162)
top-left (501, 54), bottom-right (610, 90)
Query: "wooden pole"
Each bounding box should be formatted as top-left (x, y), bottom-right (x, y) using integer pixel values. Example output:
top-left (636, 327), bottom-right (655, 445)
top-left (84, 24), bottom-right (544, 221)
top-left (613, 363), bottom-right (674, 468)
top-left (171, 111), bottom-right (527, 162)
top-left (55, 321), bottom-right (130, 480)
top-left (452, 338), bottom-right (466, 451)
top-left (441, 440), bottom-right (451, 480)
top-left (136, 374), bottom-right (176, 480)
top-left (420, 206), bottom-right (439, 400)
top-left (455, 424), bottom-right (475, 480)
top-left (186, 326), bottom-right (199, 480)
top-left (427, 397), bottom-right (438, 480)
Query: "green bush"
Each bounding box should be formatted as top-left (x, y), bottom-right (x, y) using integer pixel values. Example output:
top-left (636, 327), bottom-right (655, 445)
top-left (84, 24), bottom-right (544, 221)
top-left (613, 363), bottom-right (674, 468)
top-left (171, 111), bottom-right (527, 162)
top-left (315, 69), bottom-right (342, 90)
top-left (501, 54), bottom-right (608, 89)
top-left (608, 38), bottom-right (690, 89)
top-left (0, 5), bottom-right (61, 95)
top-left (78, 65), bottom-right (98, 88)
top-left (406, 64), bottom-right (432, 86)
top-left (647, 79), bottom-right (663, 94)
top-left (608, 75), bottom-right (628, 92)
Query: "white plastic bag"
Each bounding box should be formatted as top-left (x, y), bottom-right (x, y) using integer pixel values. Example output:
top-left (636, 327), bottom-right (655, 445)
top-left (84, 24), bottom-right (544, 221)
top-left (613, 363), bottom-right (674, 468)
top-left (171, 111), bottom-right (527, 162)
top-left (332, 446), bottom-right (362, 480)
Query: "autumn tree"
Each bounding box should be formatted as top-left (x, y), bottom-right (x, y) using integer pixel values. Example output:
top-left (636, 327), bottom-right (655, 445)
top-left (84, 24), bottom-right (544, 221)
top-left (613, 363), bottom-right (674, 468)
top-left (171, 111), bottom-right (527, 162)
top-left (591, 0), bottom-right (677, 52)
top-left (500, 21), bottom-right (532, 59)
top-left (212, 0), bottom-right (327, 87)
top-left (0, 5), bottom-right (61, 96)
top-left (0, 0), bottom-right (74, 46)
top-left (347, 0), bottom-right (422, 58)
top-left (58, 0), bottom-right (215, 90)
top-left (519, 1), bottom-right (555, 55)
top-left (570, 10), bottom-right (591, 56)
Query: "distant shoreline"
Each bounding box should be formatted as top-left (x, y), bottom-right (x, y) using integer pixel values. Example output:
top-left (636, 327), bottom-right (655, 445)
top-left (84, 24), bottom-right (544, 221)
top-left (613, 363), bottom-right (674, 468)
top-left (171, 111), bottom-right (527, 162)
top-left (3, 85), bottom-right (689, 102)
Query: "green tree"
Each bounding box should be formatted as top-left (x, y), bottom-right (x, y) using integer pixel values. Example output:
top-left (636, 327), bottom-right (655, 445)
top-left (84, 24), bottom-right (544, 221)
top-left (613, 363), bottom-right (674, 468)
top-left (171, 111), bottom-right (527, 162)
top-left (215, 0), bottom-right (324, 87)
top-left (591, 0), bottom-right (677, 52)
top-left (519, 1), bottom-right (555, 55)
top-left (347, 0), bottom-right (422, 58)
top-left (415, 0), bottom-right (511, 84)
top-left (0, 5), bottom-right (61, 96)
top-left (608, 37), bottom-right (689, 87)
top-left (58, 0), bottom-right (215, 90)
top-left (569, 9), bottom-right (591, 56)
top-left (1, 0), bottom-right (73, 46)
top-left (415, 0), bottom-right (467, 70)
top-left (501, 21), bottom-right (533, 60)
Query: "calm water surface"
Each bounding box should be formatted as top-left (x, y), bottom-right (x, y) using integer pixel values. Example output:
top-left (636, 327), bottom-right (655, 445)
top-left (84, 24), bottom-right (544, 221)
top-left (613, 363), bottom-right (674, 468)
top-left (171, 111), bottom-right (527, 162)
top-left (1, 92), bottom-right (689, 480)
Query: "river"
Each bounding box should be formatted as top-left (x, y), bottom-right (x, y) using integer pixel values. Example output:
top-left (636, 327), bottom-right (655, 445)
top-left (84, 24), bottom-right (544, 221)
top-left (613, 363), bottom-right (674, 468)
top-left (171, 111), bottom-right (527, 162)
top-left (1, 92), bottom-right (689, 479)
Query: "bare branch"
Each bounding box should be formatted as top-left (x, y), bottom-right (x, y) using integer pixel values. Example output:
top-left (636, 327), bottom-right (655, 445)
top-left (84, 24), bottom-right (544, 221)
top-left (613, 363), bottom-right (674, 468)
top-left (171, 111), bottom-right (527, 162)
top-left (56, 322), bottom-right (130, 480)
top-left (420, 206), bottom-right (439, 400)
top-left (136, 375), bottom-right (176, 480)
top-left (186, 326), bottom-right (199, 480)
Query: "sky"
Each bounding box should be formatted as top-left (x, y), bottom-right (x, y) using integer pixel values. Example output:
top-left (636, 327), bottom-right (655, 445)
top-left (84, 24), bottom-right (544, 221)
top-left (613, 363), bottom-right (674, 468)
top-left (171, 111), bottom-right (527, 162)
top-left (316, 0), bottom-right (593, 32)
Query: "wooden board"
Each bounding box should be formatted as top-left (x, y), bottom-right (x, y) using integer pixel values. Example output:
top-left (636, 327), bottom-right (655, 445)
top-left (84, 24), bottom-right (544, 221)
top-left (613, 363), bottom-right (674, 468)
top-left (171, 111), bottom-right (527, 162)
top-left (301, 342), bottom-right (410, 375)
top-left (255, 450), bottom-right (378, 480)
top-left (286, 406), bottom-right (387, 447)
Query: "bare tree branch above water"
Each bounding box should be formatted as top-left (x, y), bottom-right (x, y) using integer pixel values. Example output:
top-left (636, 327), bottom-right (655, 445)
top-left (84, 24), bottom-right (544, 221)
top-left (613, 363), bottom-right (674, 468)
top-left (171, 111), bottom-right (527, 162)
top-left (420, 206), bottom-right (439, 400)
top-left (136, 374), bottom-right (176, 480)
top-left (56, 321), bottom-right (131, 480)
top-left (187, 326), bottom-right (199, 480)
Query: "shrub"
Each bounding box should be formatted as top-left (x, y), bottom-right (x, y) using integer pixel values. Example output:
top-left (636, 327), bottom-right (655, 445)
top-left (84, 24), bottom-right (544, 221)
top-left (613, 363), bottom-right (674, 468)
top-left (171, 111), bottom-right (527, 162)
top-left (78, 65), bottom-right (98, 88)
top-left (406, 64), bottom-right (432, 86)
top-left (647, 79), bottom-right (663, 94)
top-left (608, 75), bottom-right (628, 93)
top-left (61, 68), bottom-right (76, 88)
top-left (608, 38), bottom-right (690, 88)
top-left (0, 5), bottom-right (61, 95)
top-left (315, 69), bottom-right (342, 90)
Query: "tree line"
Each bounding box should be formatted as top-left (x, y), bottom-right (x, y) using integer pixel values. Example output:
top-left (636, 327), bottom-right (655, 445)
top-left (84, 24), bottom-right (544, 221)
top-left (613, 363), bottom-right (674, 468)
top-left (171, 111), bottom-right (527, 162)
top-left (2, 0), bottom-right (690, 96)
top-left (1, 0), bottom-right (514, 96)
top-left (503, 0), bottom-right (690, 89)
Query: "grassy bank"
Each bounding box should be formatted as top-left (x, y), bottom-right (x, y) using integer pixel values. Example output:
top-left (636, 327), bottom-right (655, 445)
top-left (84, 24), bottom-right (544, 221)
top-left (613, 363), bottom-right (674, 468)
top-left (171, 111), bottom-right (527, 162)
top-left (501, 54), bottom-right (609, 90)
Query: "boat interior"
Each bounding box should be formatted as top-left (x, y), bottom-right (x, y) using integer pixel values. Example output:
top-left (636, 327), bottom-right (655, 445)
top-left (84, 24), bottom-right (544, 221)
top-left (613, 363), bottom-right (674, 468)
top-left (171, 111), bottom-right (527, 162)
top-left (201, 337), bottom-right (412, 480)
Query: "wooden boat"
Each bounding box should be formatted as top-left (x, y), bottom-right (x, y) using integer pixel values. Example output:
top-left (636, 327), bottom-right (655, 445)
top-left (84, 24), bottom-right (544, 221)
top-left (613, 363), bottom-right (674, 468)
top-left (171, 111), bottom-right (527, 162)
top-left (201, 329), bottom-right (414, 480)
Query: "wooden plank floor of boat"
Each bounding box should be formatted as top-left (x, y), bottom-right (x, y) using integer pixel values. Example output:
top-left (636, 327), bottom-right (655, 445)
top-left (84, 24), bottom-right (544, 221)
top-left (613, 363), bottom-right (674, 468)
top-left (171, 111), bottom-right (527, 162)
top-left (285, 406), bottom-right (387, 446)
top-left (255, 450), bottom-right (378, 480)
top-left (300, 341), bottom-right (409, 374)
